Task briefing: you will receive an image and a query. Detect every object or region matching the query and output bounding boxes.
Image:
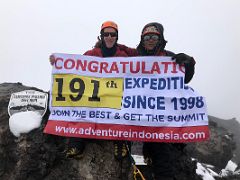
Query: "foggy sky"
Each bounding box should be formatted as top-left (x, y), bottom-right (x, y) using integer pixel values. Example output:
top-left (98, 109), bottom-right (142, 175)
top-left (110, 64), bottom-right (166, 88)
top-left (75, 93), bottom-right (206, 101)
top-left (1, 0), bottom-right (240, 121)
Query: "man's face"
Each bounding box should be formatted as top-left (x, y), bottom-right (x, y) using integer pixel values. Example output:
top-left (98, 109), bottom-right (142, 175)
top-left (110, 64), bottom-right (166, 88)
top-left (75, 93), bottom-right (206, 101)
top-left (143, 34), bottom-right (159, 51)
top-left (102, 27), bottom-right (117, 48)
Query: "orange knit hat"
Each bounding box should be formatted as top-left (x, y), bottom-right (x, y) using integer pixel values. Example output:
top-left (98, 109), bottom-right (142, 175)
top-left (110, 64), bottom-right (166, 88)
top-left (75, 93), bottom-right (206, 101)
top-left (101, 21), bottom-right (118, 31)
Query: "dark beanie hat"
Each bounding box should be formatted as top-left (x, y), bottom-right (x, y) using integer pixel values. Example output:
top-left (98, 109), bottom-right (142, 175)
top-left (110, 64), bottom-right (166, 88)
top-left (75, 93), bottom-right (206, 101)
top-left (141, 22), bottom-right (164, 37)
top-left (137, 22), bottom-right (167, 55)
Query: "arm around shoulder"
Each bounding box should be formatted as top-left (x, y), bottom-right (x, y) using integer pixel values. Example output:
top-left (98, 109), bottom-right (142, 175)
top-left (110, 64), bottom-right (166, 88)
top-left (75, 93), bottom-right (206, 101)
top-left (117, 44), bottom-right (138, 57)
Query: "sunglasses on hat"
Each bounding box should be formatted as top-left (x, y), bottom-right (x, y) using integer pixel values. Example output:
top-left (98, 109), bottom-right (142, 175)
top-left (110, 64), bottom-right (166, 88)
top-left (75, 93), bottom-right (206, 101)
top-left (102, 32), bottom-right (118, 37)
top-left (143, 35), bottom-right (159, 41)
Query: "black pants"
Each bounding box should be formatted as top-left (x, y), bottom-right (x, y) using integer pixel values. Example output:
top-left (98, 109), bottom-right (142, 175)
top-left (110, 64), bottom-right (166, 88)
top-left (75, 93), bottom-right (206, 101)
top-left (143, 142), bottom-right (186, 178)
top-left (68, 137), bottom-right (86, 149)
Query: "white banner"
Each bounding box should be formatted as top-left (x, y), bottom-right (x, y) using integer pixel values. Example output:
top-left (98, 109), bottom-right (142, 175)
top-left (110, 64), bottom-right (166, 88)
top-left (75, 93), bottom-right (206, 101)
top-left (44, 53), bottom-right (209, 142)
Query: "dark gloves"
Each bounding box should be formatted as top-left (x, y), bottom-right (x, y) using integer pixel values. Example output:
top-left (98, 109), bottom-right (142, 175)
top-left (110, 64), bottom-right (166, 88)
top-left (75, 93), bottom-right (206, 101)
top-left (172, 53), bottom-right (196, 83)
top-left (172, 53), bottom-right (195, 65)
top-left (49, 55), bottom-right (56, 65)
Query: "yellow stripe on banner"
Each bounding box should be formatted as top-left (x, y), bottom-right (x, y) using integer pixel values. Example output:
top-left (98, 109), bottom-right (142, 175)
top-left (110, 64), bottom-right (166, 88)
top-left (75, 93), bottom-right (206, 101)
top-left (52, 74), bottom-right (123, 109)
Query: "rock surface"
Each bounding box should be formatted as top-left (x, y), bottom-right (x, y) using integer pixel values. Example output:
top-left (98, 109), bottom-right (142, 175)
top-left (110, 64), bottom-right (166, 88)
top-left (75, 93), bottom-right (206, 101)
top-left (0, 83), bottom-right (239, 180)
top-left (187, 119), bottom-right (236, 171)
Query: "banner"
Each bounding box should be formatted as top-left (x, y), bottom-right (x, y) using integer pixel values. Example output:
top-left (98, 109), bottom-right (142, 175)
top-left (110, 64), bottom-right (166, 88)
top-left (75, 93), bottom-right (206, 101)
top-left (44, 53), bottom-right (209, 142)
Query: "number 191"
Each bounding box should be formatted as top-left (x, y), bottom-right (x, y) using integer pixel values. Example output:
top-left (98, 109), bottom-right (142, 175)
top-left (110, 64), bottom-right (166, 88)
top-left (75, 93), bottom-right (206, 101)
top-left (55, 77), bottom-right (100, 102)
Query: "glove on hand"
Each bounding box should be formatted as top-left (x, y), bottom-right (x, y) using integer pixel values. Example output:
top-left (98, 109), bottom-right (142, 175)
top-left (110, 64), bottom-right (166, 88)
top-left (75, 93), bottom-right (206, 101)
top-left (172, 53), bottom-right (194, 65)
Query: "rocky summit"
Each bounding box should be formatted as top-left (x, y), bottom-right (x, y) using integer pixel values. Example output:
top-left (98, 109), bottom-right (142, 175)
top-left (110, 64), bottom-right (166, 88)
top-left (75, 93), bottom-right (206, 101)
top-left (0, 83), bottom-right (239, 180)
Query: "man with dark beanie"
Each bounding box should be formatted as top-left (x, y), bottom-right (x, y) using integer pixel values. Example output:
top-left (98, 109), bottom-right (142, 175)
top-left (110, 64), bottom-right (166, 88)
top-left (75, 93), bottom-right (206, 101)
top-left (120, 22), bottom-right (195, 84)
top-left (119, 22), bottom-right (196, 180)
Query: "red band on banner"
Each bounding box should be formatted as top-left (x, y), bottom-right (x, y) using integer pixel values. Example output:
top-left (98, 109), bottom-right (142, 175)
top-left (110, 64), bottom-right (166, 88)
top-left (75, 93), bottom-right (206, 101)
top-left (44, 120), bottom-right (209, 143)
